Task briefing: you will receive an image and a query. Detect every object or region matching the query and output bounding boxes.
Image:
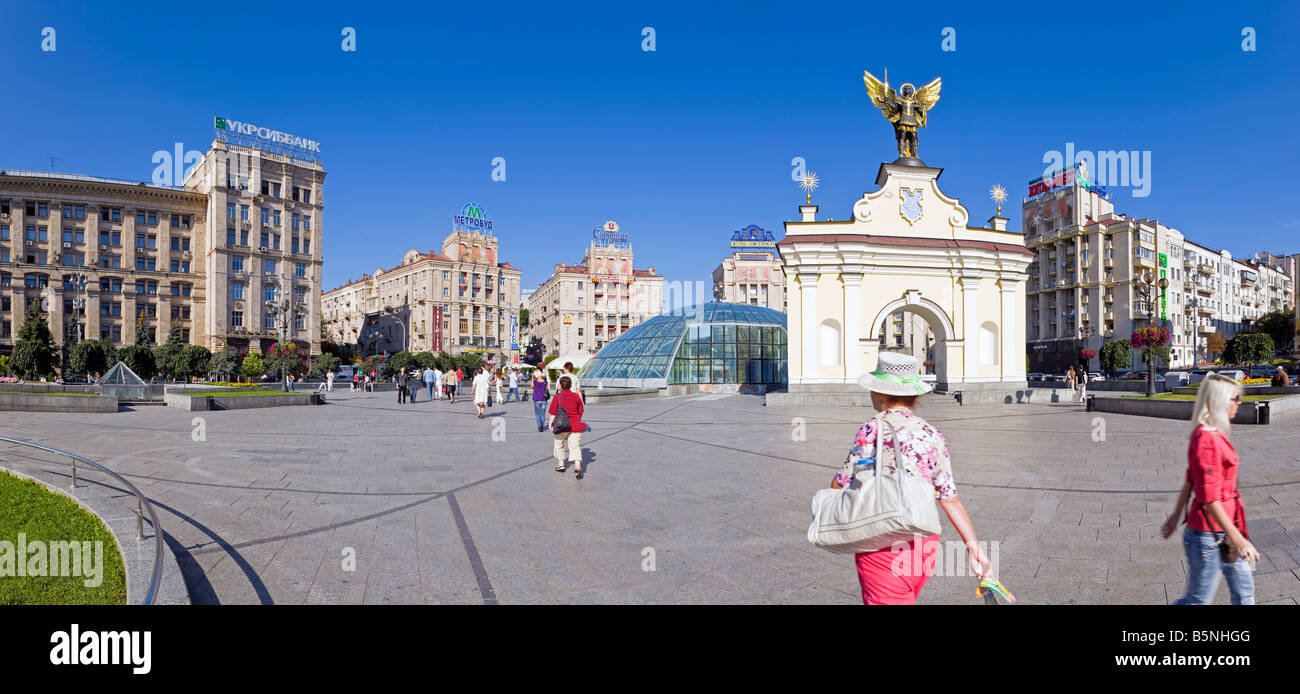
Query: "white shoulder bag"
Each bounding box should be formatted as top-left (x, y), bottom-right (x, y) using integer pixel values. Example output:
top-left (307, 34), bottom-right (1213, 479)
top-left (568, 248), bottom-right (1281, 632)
top-left (807, 413), bottom-right (943, 554)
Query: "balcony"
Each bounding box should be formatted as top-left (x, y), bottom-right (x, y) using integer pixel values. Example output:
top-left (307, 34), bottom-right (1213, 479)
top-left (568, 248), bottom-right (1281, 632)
top-left (1133, 255), bottom-right (1156, 269)
top-left (1104, 258), bottom-right (1114, 269)
top-left (1241, 272), bottom-right (1257, 285)
top-left (1198, 325), bottom-right (1216, 335)
top-left (1197, 263), bottom-right (1214, 275)
top-left (1196, 285), bottom-right (1212, 296)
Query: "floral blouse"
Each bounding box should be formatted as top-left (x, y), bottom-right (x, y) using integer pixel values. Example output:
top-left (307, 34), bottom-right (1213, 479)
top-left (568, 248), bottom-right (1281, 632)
top-left (840, 408), bottom-right (958, 500)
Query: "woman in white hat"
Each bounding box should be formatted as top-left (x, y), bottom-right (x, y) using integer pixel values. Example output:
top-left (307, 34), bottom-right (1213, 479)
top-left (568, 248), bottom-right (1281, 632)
top-left (831, 351), bottom-right (991, 604)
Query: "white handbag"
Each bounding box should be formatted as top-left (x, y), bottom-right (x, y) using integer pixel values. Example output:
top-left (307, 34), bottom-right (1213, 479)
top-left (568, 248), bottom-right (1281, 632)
top-left (807, 413), bottom-right (943, 554)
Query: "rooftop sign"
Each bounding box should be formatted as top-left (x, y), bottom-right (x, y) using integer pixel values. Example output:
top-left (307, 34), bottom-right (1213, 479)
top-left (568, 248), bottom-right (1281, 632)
top-left (592, 220), bottom-right (629, 248)
top-left (214, 117), bottom-right (320, 161)
top-left (454, 203), bottom-right (494, 234)
top-left (730, 224), bottom-right (776, 249)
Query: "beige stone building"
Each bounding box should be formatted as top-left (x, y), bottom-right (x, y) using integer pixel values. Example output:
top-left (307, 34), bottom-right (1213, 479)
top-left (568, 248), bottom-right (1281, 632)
top-left (181, 137), bottom-right (325, 356)
top-left (1, 131), bottom-right (326, 365)
top-left (528, 223), bottom-right (664, 357)
top-left (711, 250), bottom-right (786, 312)
top-left (321, 227), bottom-right (523, 364)
top-left (1, 171), bottom-right (208, 357)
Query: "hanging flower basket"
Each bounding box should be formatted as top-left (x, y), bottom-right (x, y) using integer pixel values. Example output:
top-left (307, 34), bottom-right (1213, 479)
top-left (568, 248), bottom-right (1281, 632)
top-left (1080, 349), bottom-right (1097, 360)
top-left (1130, 325), bottom-right (1170, 349)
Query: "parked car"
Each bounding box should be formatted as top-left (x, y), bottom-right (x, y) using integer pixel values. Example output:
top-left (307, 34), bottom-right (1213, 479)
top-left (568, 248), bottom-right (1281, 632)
top-left (1027, 372), bottom-right (1045, 382)
top-left (1120, 371), bottom-right (1149, 381)
top-left (1249, 364), bottom-right (1273, 378)
top-left (1218, 369), bottom-right (1247, 381)
top-left (1087, 372), bottom-right (1105, 382)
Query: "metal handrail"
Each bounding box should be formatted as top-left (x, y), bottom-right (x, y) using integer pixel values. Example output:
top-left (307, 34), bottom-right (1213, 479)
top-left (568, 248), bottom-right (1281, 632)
top-left (0, 436), bottom-right (164, 605)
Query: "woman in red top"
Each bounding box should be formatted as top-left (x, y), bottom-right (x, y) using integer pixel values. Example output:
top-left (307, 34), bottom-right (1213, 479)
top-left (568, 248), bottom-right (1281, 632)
top-left (547, 375), bottom-right (587, 478)
top-left (1162, 374), bottom-right (1259, 604)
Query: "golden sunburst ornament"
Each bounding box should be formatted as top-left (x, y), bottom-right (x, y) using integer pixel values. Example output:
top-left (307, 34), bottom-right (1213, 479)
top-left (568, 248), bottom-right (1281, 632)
top-left (990, 184), bottom-right (1007, 214)
top-left (799, 173), bottom-right (820, 204)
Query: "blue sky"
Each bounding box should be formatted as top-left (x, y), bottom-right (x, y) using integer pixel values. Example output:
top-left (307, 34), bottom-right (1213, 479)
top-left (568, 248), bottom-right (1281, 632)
top-left (3, 1), bottom-right (1297, 294)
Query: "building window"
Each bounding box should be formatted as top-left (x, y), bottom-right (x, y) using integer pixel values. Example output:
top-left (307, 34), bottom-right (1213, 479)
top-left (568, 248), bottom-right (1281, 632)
top-left (171, 283), bottom-right (192, 297)
top-left (295, 263), bottom-right (306, 278)
top-left (231, 311), bottom-right (243, 328)
top-left (63, 204), bottom-right (86, 219)
top-left (264, 259), bottom-right (276, 274)
top-left (240, 205), bottom-right (249, 222)
top-left (170, 214), bottom-right (192, 228)
top-left (265, 314), bottom-right (276, 330)
top-left (232, 283), bottom-right (245, 300)
top-left (99, 276), bottom-right (123, 293)
top-left (100, 207), bottom-right (122, 222)
top-left (227, 203), bottom-right (236, 219)
top-left (136, 210), bottom-right (158, 225)
top-left (265, 285), bottom-right (278, 302)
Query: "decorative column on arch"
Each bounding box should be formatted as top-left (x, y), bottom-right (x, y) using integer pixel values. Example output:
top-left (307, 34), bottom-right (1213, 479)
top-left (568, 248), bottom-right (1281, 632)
top-left (999, 278), bottom-right (1020, 380)
top-left (960, 276), bottom-right (981, 381)
top-left (841, 267), bottom-right (864, 383)
top-left (797, 269), bottom-right (820, 382)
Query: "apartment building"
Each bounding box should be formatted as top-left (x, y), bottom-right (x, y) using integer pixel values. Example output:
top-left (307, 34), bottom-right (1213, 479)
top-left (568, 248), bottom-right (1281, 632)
top-left (527, 222), bottom-right (663, 357)
top-left (1024, 168), bottom-right (1294, 373)
top-left (321, 222), bottom-right (523, 364)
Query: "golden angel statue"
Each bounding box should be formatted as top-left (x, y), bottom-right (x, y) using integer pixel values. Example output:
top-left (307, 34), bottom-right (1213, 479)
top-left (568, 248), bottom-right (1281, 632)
top-left (863, 70), bottom-right (942, 159)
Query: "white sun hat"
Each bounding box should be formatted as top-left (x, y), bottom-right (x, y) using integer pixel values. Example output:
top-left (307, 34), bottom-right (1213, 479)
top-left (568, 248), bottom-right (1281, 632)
top-left (857, 351), bottom-right (934, 396)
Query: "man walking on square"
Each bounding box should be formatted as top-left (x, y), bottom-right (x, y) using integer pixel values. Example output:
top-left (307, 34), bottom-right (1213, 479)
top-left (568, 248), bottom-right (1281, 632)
top-left (507, 368), bottom-right (519, 403)
top-left (434, 365), bottom-right (444, 400)
top-left (397, 368), bottom-right (409, 404)
top-left (423, 365), bottom-right (435, 400)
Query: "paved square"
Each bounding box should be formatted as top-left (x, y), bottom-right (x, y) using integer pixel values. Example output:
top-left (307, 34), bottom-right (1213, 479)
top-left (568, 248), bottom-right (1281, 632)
top-left (3, 391), bottom-right (1299, 604)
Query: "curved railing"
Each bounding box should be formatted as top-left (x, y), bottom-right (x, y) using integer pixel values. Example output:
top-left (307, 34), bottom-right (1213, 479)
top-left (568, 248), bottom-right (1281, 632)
top-left (0, 436), bottom-right (164, 605)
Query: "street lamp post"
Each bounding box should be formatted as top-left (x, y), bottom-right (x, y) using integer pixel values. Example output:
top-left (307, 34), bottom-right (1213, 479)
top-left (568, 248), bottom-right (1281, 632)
top-left (1133, 272), bottom-right (1169, 397)
top-left (269, 299), bottom-right (306, 392)
top-left (1079, 325), bottom-right (1096, 371)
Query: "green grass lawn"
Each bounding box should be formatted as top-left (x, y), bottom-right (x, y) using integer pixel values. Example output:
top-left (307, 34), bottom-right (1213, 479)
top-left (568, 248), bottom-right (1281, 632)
top-left (0, 391), bottom-right (103, 397)
top-left (1121, 393), bottom-right (1277, 401)
top-left (0, 471), bottom-right (127, 605)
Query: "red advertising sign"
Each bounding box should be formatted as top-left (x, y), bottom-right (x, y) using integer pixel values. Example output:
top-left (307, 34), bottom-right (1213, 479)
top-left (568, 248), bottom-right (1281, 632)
top-left (432, 305), bottom-right (443, 352)
top-left (1027, 168), bottom-right (1075, 197)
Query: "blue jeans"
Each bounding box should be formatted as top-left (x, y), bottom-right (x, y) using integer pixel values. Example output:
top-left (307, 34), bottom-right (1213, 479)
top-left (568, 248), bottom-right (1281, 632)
top-left (1174, 527), bottom-right (1255, 605)
top-left (507, 387), bottom-right (519, 403)
top-left (533, 399), bottom-right (547, 429)
top-left (426, 382), bottom-right (434, 399)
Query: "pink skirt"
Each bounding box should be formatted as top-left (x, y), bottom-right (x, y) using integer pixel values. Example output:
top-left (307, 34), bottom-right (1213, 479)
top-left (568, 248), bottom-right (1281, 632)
top-left (854, 533), bottom-right (941, 605)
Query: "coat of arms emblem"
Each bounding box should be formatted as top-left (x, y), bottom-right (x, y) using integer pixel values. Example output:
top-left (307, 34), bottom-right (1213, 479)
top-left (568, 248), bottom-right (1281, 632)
top-left (900, 187), bottom-right (923, 225)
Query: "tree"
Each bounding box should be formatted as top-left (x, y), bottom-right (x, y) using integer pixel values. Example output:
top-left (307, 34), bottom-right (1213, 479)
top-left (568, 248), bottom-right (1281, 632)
top-left (454, 352), bottom-right (484, 375)
top-left (414, 351), bottom-right (437, 369)
top-left (435, 351), bottom-right (454, 372)
top-left (389, 350), bottom-right (417, 374)
top-left (175, 345), bottom-right (213, 382)
top-left (153, 323), bottom-right (186, 381)
top-left (0, 355), bottom-right (10, 377)
top-left (117, 344), bottom-right (156, 380)
top-left (264, 353), bottom-right (302, 380)
top-left (209, 347), bottom-right (241, 381)
top-left (519, 308), bottom-right (529, 328)
top-left (1222, 332), bottom-right (1273, 367)
top-left (12, 303), bottom-right (56, 379)
top-left (1099, 339), bottom-right (1131, 377)
top-left (60, 318), bottom-right (83, 383)
top-left (135, 318), bottom-right (153, 347)
top-left (97, 337), bottom-right (119, 369)
top-left (240, 352), bottom-right (265, 381)
top-left (312, 353), bottom-right (341, 376)
top-left (1255, 307), bottom-right (1295, 355)
top-left (1205, 331), bottom-right (1227, 362)
top-left (69, 340), bottom-right (109, 379)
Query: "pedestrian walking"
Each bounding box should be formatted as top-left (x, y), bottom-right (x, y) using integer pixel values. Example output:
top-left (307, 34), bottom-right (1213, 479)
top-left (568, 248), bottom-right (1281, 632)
top-left (548, 375), bottom-right (588, 478)
top-left (1064, 366), bottom-right (1077, 396)
top-left (409, 369), bottom-right (420, 403)
top-left (1162, 374), bottom-right (1259, 604)
top-left (317, 374), bottom-right (329, 392)
top-left (397, 369), bottom-right (409, 404)
top-left (829, 352), bottom-right (990, 605)
top-left (494, 368), bottom-right (504, 406)
top-left (1076, 366), bottom-right (1088, 403)
top-left (531, 368), bottom-right (549, 431)
top-left (423, 366), bottom-right (436, 400)
top-left (447, 368), bottom-right (458, 403)
top-left (507, 369), bottom-right (520, 403)
top-left (327, 370), bottom-right (335, 392)
top-left (473, 366), bottom-right (491, 418)
top-left (434, 366), bottom-right (444, 400)
top-left (562, 362), bottom-right (583, 404)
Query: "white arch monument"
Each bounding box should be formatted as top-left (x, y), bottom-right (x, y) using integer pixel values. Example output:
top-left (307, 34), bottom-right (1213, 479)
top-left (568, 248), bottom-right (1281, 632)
top-left (778, 160), bottom-right (1033, 402)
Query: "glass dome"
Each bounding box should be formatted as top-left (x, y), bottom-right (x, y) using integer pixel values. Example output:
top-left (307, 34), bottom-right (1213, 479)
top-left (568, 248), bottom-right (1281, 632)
top-left (582, 302), bottom-right (787, 389)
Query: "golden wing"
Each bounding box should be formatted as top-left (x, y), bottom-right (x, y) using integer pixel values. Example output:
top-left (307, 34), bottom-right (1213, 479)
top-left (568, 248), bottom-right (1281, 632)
top-left (909, 77), bottom-right (941, 113)
top-left (862, 70), bottom-right (896, 119)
